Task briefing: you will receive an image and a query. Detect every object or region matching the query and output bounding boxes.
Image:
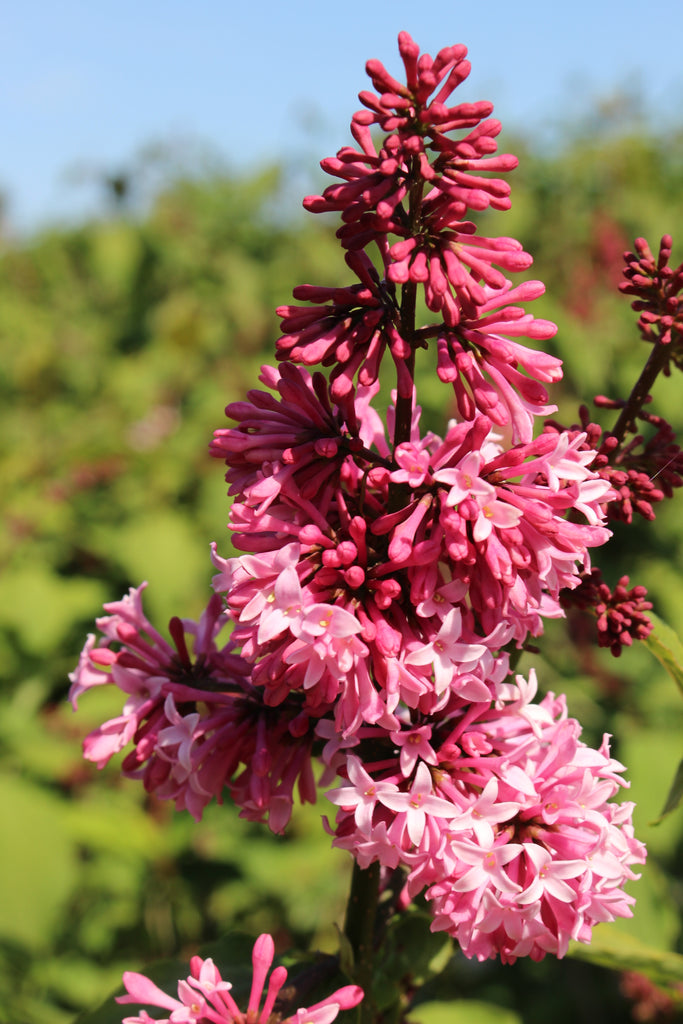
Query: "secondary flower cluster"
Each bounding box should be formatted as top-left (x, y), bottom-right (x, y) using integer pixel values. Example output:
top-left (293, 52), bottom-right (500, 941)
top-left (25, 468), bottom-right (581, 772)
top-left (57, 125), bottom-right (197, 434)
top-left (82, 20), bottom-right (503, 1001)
top-left (70, 586), bottom-right (317, 831)
top-left (70, 32), bottom-right (647, 970)
top-left (544, 239), bottom-right (683, 651)
top-left (117, 932), bottom-right (363, 1024)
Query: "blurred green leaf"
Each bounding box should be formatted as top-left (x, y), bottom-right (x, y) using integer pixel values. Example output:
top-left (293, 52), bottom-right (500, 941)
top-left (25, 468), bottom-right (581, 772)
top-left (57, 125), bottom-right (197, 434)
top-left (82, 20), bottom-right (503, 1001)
top-left (643, 612), bottom-right (683, 699)
top-left (0, 565), bottom-right (106, 658)
top-left (0, 774), bottom-right (78, 951)
top-left (651, 757), bottom-right (683, 825)
top-left (568, 927), bottom-right (683, 987)
top-left (408, 1000), bottom-right (521, 1024)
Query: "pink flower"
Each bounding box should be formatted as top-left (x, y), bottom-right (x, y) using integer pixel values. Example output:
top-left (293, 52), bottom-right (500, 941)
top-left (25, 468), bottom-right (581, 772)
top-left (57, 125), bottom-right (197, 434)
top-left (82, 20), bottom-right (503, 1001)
top-left (620, 234), bottom-right (683, 353)
top-left (326, 754), bottom-right (400, 834)
top-left (435, 278), bottom-right (561, 442)
top-left (390, 724), bottom-right (437, 777)
top-left (380, 761), bottom-right (456, 846)
top-left (307, 31), bottom-right (519, 243)
top-left (117, 933), bottom-right (363, 1024)
top-left (325, 667), bottom-right (645, 963)
top-left (387, 229), bottom-right (533, 324)
top-left (209, 362), bottom-right (371, 512)
top-left (560, 569), bottom-right (653, 656)
top-left (446, 836), bottom-right (525, 897)
top-left (404, 608), bottom-right (492, 700)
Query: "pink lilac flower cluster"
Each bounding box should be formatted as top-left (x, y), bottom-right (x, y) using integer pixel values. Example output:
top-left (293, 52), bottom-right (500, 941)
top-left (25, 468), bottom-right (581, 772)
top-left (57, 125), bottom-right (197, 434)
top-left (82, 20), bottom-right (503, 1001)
top-left (209, 368), bottom-right (611, 734)
top-left (620, 970), bottom-right (683, 1022)
top-left (116, 932), bottom-right (363, 1024)
top-left (279, 32), bottom-right (562, 437)
top-left (70, 32), bottom-right (647, 965)
top-left (544, 401), bottom-right (683, 527)
top-left (327, 671), bottom-right (644, 962)
top-left (592, 399), bottom-right (683, 524)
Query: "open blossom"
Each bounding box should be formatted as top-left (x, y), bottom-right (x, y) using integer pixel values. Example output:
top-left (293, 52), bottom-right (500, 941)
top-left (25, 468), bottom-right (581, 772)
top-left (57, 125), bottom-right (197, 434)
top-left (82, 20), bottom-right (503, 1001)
top-left (424, 692), bottom-right (646, 962)
top-left (117, 933), bottom-right (363, 1024)
top-left (544, 400), bottom-right (683, 526)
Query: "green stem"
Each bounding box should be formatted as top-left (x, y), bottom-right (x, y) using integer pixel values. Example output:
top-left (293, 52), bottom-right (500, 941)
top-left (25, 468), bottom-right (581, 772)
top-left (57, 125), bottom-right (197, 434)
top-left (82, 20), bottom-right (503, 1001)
top-left (344, 860), bottom-right (381, 1024)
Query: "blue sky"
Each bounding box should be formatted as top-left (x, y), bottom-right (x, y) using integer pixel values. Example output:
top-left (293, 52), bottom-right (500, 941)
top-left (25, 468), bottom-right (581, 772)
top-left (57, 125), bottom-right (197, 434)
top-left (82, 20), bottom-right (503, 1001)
top-left (3, 0), bottom-right (683, 233)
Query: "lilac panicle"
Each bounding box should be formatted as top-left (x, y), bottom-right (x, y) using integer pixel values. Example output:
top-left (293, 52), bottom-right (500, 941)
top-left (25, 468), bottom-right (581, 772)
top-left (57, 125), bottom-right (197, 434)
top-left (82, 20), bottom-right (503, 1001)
top-left (70, 31), bottom-right (649, 967)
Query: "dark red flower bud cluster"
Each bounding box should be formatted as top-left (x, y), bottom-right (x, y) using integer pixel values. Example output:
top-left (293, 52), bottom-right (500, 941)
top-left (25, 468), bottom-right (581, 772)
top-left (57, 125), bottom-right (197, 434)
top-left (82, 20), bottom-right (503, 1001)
top-left (561, 569), bottom-right (653, 657)
top-left (620, 235), bottom-right (683, 369)
top-left (593, 397), bottom-right (683, 523)
top-left (620, 970), bottom-right (682, 1022)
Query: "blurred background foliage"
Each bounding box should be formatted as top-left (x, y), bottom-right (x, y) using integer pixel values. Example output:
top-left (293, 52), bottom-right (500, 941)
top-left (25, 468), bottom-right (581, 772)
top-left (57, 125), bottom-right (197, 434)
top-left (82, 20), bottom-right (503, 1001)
top-left (2, 115), bottom-right (683, 1024)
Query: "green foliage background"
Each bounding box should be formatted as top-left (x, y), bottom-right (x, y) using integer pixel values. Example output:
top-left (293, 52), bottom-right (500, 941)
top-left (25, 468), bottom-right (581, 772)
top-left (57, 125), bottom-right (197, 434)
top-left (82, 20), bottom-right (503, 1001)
top-left (2, 120), bottom-right (683, 1023)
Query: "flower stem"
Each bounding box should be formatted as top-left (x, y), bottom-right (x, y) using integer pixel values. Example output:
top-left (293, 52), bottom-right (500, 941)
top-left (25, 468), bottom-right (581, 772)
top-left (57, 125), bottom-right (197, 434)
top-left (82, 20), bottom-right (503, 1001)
top-left (344, 860), bottom-right (380, 1024)
top-left (611, 338), bottom-right (671, 443)
top-left (392, 163), bottom-right (423, 452)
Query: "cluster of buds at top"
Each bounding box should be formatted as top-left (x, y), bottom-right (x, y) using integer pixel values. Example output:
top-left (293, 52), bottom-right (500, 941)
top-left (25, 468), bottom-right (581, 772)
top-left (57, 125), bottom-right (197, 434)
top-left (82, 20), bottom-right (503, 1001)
top-left (278, 31), bottom-right (561, 434)
top-left (71, 33), bottom-right (647, 967)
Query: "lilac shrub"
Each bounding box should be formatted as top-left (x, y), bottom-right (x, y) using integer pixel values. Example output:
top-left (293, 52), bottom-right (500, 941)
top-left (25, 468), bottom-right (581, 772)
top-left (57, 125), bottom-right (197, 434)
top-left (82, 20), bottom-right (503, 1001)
top-left (67, 30), bottom-right (683, 1021)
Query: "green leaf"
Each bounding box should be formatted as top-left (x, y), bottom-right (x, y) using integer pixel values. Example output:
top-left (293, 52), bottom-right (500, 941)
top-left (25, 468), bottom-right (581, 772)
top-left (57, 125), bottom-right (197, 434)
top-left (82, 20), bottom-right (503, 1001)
top-left (643, 611), bottom-right (683, 699)
top-left (619, 726), bottom-right (683, 860)
top-left (106, 509), bottom-right (212, 624)
top-left (408, 999), bottom-right (522, 1024)
top-left (568, 926), bottom-right (683, 987)
top-left (372, 910), bottom-right (453, 1013)
top-left (651, 757), bottom-right (683, 825)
